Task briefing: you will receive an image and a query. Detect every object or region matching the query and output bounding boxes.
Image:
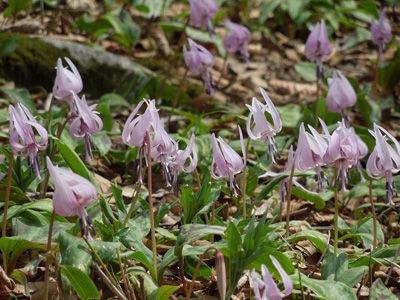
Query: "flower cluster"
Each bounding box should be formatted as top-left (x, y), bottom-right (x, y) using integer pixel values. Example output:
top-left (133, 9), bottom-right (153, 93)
top-left (52, 57), bottom-right (102, 162)
top-left (184, 1), bottom-right (251, 95)
top-left (123, 100), bottom-right (197, 191)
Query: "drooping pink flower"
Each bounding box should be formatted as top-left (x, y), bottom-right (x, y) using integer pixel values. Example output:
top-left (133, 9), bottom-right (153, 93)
top-left (304, 20), bottom-right (333, 79)
top-left (46, 157), bottom-right (97, 237)
top-left (122, 100), bottom-right (159, 148)
top-left (246, 88), bottom-right (282, 163)
top-left (52, 57), bottom-right (83, 102)
top-left (326, 70), bottom-right (357, 113)
top-left (323, 120), bottom-right (366, 189)
top-left (295, 122), bottom-right (329, 190)
top-left (211, 126), bottom-right (246, 196)
top-left (251, 256), bottom-right (293, 300)
top-left (367, 124), bottom-right (400, 205)
top-left (169, 134), bottom-right (198, 190)
top-left (183, 39), bottom-right (215, 94)
top-left (189, 0), bottom-right (218, 34)
top-left (371, 11), bottom-right (392, 59)
top-left (122, 99), bottom-right (160, 183)
top-left (70, 93), bottom-right (103, 161)
top-left (9, 103), bottom-right (48, 177)
top-left (224, 20), bottom-right (251, 61)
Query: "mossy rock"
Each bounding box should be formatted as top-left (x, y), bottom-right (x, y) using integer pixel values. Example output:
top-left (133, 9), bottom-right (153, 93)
top-left (0, 33), bottom-right (153, 100)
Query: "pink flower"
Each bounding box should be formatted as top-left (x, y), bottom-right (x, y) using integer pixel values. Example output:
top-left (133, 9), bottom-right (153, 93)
top-left (224, 20), bottom-right (251, 61)
top-left (70, 93), bottom-right (103, 161)
top-left (122, 99), bottom-right (160, 183)
top-left (46, 157), bottom-right (97, 237)
top-left (367, 124), bottom-right (400, 205)
top-left (52, 57), bottom-right (83, 102)
top-left (189, 0), bottom-right (218, 34)
top-left (326, 70), bottom-right (357, 113)
top-left (371, 11), bottom-right (392, 58)
top-left (251, 256), bottom-right (293, 300)
top-left (122, 99), bottom-right (159, 148)
top-left (9, 103), bottom-right (48, 177)
top-left (295, 122), bottom-right (329, 190)
top-left (183, 39), bottom-right (215, 94)
top-left (246, 88), bottom-right (282, 163)
top-left (323, 120), bottom-right (367, 189)
top-left (304, 20), bottom-right (333, 64)
top-left (169, 134), bottom-right (198, 190)
top-left (211, 126), bottom-right (246, 196)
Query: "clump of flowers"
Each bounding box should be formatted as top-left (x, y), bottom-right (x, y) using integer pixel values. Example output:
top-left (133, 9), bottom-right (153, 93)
top-left (70, 93), bottom-right (103, 161)
top-left (9, 103), bottom-right (48, 177)
top-left (189, 0), bottom-right (218, 35)
top-left (52, 57), bottom-right (83, 103)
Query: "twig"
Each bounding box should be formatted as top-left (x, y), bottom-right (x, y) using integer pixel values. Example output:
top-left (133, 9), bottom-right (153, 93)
top-left (187, 246), bottom-right (219, 297)
top-left (93, 263), bottom-right (128, 300)
top-left (117, 249), bottom-right (134, 300)
top-left (2, 152), bottom-right (14, 238)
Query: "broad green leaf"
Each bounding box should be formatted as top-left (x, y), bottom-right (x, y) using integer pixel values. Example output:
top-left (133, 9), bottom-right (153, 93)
top-left (0, 185), bottom-right (30, 205)
top-left (59, 231), bottom-right (92, 273)
top-left (1, 88), bottom-right (36, 113)
top-left (276, 104), bottom-right (302, 128)
top-left (294, 62), bottom-right (317, 82)
top-left (287, 229), bottom-right (328, 252)
top-left (294, 273), bottom-right (357, 300)
top-left (3, 0), bottom-right (31, 17)
top-left (55, 139), bottom-right (93, 182)
top-left (91, 132), bottom-right (112, 156)
top-left (61, 265), bottom-right (100, 300)
top-left (129, 251), bottom-right (156, 279)
top-left (369, 278), bottom-right (397, 300)
top-left (153, 285), bottom-right (179, 300)
top-left (0, 37), bottom-right (17, 57)
top-left (0, 237), bottom-right (44, 273)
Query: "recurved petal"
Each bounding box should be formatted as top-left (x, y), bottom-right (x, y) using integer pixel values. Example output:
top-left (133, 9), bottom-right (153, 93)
top-left (261, 264), bottom-right (283, 300)
top-left (270, 255), bottom-right (293, 297)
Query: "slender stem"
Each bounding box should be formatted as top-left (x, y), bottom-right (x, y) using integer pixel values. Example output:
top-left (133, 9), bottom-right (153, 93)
top-left (179, 256), bottom-right (187, 296)
top-left (40, 116), bottom-right (71, 199)
top-left (2, 152), bottom-right (14, 238)
top-left (188, 246), bottom-right (219, 297)
top-left (285, 163), bottom-right (295, 234)
top-left (43, 209), bottom-right (56, 300)
top-left (83, 237), bottom-right (120, 287)
top-left (93, 263), bottom-right (128, 300)
top-left (333, 168), bottom-right (339, 256)
top-left (146, 135), bottom-right (158, 274)
top-left (122, 183), bottom-right (141, 227)
top-left (241, 138), bottom-right (251, 219)
top-left (298, 268), bottom-right (305, 300)
top-left (369, 177), bottom-right (377, 250)
top-left (177, 17), bottom-right (190, 49)
top-left (314, 65), bottom-right (321, 128)
top-left (117, 249), bottom-right (133, 300)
